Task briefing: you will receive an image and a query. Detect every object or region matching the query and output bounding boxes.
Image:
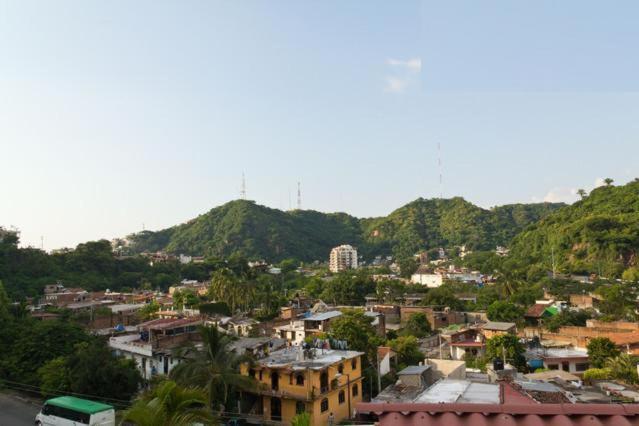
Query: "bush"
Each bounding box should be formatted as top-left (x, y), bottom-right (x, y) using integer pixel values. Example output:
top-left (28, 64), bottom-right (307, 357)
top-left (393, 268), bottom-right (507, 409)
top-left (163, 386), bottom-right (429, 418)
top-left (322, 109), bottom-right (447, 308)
top-left (583, 367), bottom-right (613, 382)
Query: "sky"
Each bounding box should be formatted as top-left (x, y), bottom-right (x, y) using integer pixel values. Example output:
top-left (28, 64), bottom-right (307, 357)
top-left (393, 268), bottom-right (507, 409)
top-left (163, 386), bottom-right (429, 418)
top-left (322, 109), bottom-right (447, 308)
top-left (1, 1), bottom-right (638, 250)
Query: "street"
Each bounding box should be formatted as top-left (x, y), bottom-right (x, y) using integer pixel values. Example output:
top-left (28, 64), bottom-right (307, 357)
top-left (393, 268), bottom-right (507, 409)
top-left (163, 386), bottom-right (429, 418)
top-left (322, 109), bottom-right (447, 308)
top-left (0, 392), bottom-right (41, 426)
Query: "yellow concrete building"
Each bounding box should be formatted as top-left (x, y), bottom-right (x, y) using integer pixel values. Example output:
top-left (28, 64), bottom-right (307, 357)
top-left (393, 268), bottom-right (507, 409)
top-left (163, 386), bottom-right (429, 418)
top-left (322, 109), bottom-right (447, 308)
top-left (240, 347), bottom-right (364, 425)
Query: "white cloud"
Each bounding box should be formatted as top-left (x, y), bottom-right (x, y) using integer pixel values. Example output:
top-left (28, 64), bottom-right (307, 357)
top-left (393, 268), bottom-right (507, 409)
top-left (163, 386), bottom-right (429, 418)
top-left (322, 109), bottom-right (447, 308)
top-left (594, 177), bottom-right (606, 188)
top-left (539, 187), bottom-right (578, 203)
top-left (384, 77), bottom-right (409, 93)
top-left (383, 57), bottom-right (421, 94)
top-left (386, 57), bottom-right (422, 72)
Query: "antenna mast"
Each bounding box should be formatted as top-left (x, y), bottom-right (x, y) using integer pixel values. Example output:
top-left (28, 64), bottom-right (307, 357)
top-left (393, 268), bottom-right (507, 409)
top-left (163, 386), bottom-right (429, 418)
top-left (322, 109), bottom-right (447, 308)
top-left (240, 172), bottom-right (247, 200)
top-left (297, 182), bottom-right (302, 210)
top-left (438, 143), bottom-right (443, 199)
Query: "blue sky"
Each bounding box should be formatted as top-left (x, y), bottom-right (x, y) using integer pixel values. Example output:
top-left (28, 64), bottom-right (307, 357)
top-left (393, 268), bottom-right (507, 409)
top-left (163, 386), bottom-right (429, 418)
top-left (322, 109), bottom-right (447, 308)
top-left (1, 1), bottom-right (638, 250)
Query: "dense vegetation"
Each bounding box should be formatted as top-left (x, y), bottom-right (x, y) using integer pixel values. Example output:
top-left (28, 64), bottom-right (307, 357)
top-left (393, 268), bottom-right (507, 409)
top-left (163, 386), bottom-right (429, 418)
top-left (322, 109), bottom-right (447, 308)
top-left (125, 198), bottom-right (563, 262)
top-left (0, 229), bottom-right (231, 298)
top-left (508, 179), bottom-right (639, 279)
top-left (0, 281), bottom-right (141, 404)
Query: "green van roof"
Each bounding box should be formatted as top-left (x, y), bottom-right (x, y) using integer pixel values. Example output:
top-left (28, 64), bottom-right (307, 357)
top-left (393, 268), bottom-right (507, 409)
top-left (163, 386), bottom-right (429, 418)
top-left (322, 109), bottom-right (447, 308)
top-left (46, 396), bottom-right (113, 414)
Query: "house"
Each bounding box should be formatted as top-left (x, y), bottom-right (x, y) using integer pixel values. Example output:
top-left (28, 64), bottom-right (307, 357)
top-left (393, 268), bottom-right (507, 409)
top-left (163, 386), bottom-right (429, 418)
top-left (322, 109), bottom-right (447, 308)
top-left (108, 316), bottom-right (202, 378)
top-left (410, 266), bottom-right (443, 287)
top-left (377, 347), bottom-right (398, 376)
top-left (274, 321), bottom-right (306, 345)
top-left (400, 306), bottom-right (466, 330)
top-left (525, 347), bottom-right (590, 376)
top-left (524, 303), bottom-right (559, 326)
top-left (239, 347), bottom-right (364, 425)
top-left (480, 321), bottom-right (516, 339)
top-left (570, 293), bottom-right (602, 310)
top-left (303, 311), bottom-right (342, 338)
top-left (446, 328), bottom-right (485, 361)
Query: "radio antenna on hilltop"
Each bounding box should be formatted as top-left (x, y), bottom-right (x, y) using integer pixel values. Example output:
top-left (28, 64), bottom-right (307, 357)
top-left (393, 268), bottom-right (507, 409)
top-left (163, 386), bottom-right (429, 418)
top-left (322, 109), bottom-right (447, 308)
top-left (438, 142), bottom-right (443, 199)
top-left (240, 172), bottom-right (247, 200)
top-left (297, 181), bottom-right (302, 210)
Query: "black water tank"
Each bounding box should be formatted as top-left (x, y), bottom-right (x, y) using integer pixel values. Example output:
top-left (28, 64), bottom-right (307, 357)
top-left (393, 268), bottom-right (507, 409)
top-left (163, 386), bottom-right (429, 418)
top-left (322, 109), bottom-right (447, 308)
top-left (493, 358), bottom-right (504, 371)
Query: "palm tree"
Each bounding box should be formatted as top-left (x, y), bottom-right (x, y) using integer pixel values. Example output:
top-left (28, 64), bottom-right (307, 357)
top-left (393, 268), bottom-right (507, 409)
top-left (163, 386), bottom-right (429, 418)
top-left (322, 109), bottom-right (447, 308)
top-left (605, 353), bottom-right (639, 384)
top-left (209, 269), bottom-right (239, 311)
top-left (120, 380), bottom-right (215, 426)
top-left (170, 326), bottom-right (257, 410)
top-left (604, 177), bottom-right (614, 186)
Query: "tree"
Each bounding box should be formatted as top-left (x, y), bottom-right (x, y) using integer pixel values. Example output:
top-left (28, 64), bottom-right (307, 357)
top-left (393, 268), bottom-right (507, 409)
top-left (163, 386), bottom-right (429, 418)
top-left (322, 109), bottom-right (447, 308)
top-left (605, 353), bottom-right (639, 384)
top-left (420, 285), bottom-right (465, 311)
top-left (486, 301), bottom-right (524, 323)
top-left (0, 280), bottom-right (10, 319)
top-left (170, 326), bottom-right (256, 409)
top-left (388, 336), bottom-right (424, 368)
top-left (604, 178), bottom-right (614, 186)
top-left (587, 337), bottom-right (620, 368)
top-left (38, 340), bottom-right (142, 401)
top-left (37, 357), bottom-right (70, 398)
top-left (577, 189), bottom-right (588, 199)
top-left (320, 272), bottom-right (375, 306)
top-left (485, 334), bottom-right (526, 370)
top-left (329, 309), bottom-right (383, 363)
top-left (622, 267), bottom-right (639, 282)
top-left (583, 367), bottom-right (612, 382)
top-left (291, 412), bottom-right (311, 426)
top-left (400, 313), bottom-right (431, 338)
top-left (544, 309), bottom-right (593, 332)
top-left (121, 380), bottom-right (215, 426)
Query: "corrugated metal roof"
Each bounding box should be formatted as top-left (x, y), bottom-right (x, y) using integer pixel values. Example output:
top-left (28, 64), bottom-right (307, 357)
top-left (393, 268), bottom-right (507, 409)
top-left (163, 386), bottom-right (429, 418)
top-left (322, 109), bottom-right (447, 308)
top-left (304, 310), bottom-right (342, 321)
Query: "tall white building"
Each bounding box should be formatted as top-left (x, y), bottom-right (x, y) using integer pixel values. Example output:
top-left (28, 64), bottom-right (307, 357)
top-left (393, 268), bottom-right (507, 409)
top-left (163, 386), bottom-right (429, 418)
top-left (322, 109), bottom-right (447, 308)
top-left (329, 244), bottom-right (358, 273)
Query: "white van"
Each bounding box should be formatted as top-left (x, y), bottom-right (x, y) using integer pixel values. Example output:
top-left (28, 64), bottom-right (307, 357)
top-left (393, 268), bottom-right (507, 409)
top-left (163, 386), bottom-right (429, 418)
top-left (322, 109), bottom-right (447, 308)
top-left (35, 396), bottom-right (115, 426)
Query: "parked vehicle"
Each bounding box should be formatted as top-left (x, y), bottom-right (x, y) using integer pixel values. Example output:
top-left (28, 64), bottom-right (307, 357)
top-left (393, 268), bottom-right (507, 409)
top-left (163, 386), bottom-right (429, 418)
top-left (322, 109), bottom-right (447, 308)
top-left (35, 396), bottom-right (115, 426)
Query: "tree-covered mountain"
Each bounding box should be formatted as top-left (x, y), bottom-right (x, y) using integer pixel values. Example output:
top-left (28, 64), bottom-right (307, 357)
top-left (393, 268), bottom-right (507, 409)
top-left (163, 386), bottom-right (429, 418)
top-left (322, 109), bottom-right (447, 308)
top-left (508, 180), bottom-right (639, 279)
top-left (125, 198), bottom-right (564, 262)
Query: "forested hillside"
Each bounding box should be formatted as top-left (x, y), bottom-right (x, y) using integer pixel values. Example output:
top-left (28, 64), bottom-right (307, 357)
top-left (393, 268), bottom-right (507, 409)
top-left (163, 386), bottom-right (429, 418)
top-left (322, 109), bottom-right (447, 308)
top-left (509, 180), bottom-right (639, 279)
top-left (126, 198), bottom-right (564, 261)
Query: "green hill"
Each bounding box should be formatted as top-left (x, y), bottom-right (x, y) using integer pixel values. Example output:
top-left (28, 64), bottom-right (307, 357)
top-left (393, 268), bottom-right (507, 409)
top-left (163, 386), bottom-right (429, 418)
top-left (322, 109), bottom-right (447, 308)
top-left (509, 180), bottom-right (639, 278)
top-left (126, 198), bottom-right (564, 262)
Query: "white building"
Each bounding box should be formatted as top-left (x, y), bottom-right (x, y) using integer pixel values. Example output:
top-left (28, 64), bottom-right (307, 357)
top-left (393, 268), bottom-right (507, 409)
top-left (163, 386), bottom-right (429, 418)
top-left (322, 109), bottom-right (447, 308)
top-left (411, 265), bottom-right (444, 287)
top-left (329, 244), bottom-right (358, 273)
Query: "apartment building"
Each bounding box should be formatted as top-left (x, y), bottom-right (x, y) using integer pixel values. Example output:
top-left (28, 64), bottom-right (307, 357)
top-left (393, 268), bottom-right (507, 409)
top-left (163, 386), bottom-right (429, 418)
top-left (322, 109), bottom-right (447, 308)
top-left (329, 245), bottom-right (358, 273)
top-left (240, 347), bottom-right (363, 425)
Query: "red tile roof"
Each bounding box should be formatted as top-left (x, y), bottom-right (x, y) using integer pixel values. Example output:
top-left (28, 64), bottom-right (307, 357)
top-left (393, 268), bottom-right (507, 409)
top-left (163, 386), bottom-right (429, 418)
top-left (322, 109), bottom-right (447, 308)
top-left (525, 304), bottom-right (547, 318)
top-left (357, 382), bottom-right (639, 425)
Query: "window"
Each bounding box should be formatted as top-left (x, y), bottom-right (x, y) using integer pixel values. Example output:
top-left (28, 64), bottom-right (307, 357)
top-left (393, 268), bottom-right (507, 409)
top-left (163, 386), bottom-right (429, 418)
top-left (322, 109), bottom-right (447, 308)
top-left (259, 370), bottom-right (263, 380)
top-left (548, 364), bottom-right (559, 370)
top-left (296, 374), bottom-right (305, 385)
top-left (320, 398), bottom-right (329, 413)
top-left (338, 363), bottom-right (344, 374)
top-left (576, 363), bottom-right (589, 372)
top-left (339, 390), bottom-right (345, 404)
top-left (296, 401), bottom-right (305, 414)
top-left (352, 384), bottom-right (359, 397)
top-left (248, 369), bottom-right (256, 378)
top-left (562, 362), bottom-right (570, 372)
top-left (351, 358), bottom-right (357, 370)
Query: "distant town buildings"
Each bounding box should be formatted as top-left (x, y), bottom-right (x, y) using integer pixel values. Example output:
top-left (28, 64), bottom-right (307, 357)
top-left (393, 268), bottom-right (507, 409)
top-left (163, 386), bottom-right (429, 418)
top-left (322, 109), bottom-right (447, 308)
top-left (329, 244), bottom-right (358, 273)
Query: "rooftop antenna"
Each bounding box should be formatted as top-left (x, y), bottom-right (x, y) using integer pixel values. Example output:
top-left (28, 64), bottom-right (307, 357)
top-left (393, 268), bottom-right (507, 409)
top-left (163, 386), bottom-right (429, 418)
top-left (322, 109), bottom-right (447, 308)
top-left (240, 172), bottom-right (247, 200)
top-left (297, 181), bottom-right (302, 210)
top-left (438, 142), bottom-right (443, 199)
